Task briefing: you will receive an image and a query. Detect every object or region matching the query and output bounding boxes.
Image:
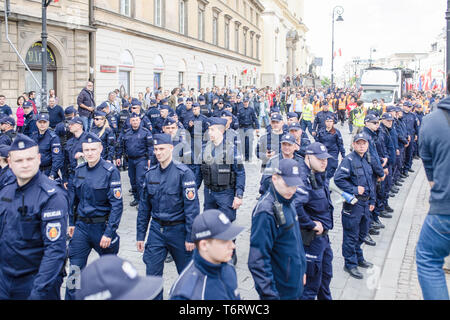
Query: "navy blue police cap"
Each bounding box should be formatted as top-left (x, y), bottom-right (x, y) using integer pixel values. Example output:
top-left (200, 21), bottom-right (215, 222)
top-left (159, 105), bottom-right (171, 111)
top-left (65, 106), bottom-right (76, 115)
top-left (198, 96), bottom-right (205, 102)
top-left (287, 112), bottom-right (299, 119)
top-left (325, 115), bottom-right (335, 122)
top-left (271, 113), bottom-right (283, 122)
top-left (153, 133), bottom-right (173, 146)
top-left (9, 134), bottom-right (38, 152)
top-left (386, 106), bottom-right (396, 112)
top-left (395, 106), bottom-right (403, 112)
top-left (0, 144), bottom-right (10, 158)
top-left (82, 132), bottom-right (102, 144)
top-left (353, 132), bottom-right (369, 143)
top-left (130, 112), bottom-right (140, 119)
top-left (36, 113), bottom-right (49, 122)
top-left (381, 113), bottom-right (394, 121)
top-left (274, 158), bottom-right (304, 187)
top-left (97, 102), bottom-right (108, 110)
top-left (364, 114), bottom-right (379, 123)
top-left (191, 209), bottom-right (245, 242)
top-left (218, 99), bottom-right (224, 104)
top-left (192, 103), bottom-right (200, 108)
top-left (305, 142), bottom-right (332, 159)
top-left (208, 117), bottom-right (228, 127)
top-left (243, 97), bottom-right (250, 102)
top-left (177, 97), bottom-right (184, 103)
top-left (186, 98), bottom-right (193, 102)
top-left (281, 134), bottom-right (297, 145)
top-left (68, 116), bottom-right (83, 125)
top-left (130, 99), bottom-right (141, 107)
top-left (94, 110), bottom-right (107, 118)
top-left (150, 99), bottom-right (157, 105)
top-left (23, 101), bottom-right (33, 108)
top-left (163, 117), bottom-right (177, 127)
top-left (270, 107), bottom-right (280, 114)
top-left (76, 255), bottom-right (163, 300)
top-left (0, 116), bottom-right (15, 126)
top-left (161, 98), bottom-right (168, 104)
top-left (288, 122), bottom-right (302, 131)
top-left (221, 110), bottom-right (233, 118)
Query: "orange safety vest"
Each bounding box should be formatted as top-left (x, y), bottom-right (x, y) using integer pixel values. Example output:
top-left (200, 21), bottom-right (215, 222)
top-left (338, 98), bottom-right (346, 110)
top-left (313, 101), bottom-right (322, 115)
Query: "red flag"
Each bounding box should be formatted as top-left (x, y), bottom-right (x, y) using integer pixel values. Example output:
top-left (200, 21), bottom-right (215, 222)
top-left (339, 48), bottom-right (342, 57)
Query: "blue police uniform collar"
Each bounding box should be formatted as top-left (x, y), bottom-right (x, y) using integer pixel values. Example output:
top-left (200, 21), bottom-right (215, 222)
top-left (16, 170), bottom-right (41, 192)
top-left (270, 183), bottom-right (292, 205)
top-left (158, 160), bottom-right (174, 173)
top-left (193, 249), bottom-right (226, 278)
top-left (86, 158), bottom-right (102, 171)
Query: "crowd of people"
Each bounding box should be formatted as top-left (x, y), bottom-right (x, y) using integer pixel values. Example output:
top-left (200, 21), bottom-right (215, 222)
top-left (0, 80), bottom-right (446, 300)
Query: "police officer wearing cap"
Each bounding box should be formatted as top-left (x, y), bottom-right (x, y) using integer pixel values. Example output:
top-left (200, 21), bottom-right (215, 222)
top-left (90, 110), bottom-right (116, 162)
top-left (288, 122), bottom-right (311, 158)
top-left (198, 95), bottom-right (212, 118)
top-left (97, 102), bottom-right (119, 136)
top-left (179, 98), bottom-right (194, 126)
top-left (315, 115), bottom-right (345, 180)
top-left (334, 133), bottom-right (376, 279)
top-left (65, 132), bottom-right (123, 300)
top-left (76, 255), bottom-right (163, 300)
top-left (0, 134), bottom-right (68, 299)
top-left (294, 142), bottom-right (334, 300)
top-left (63, 116), bottom-right (89, 209)
top-left (222, 108), bottom-right (239, 131)
top-left (402, 102), bottom-right (418, 174)
top-left (116, 112), bottom-right (154, 207)
top-left (312, 103), bottom-right (336, 137)
top-left (257, 113), bottom-right (285, 171)
top-left (248, 158), bottom-right (307, 300)
top-left (395, 105), bottom-right (410, 179)
top-left (175, 97), bottom-right (186, 119)
top-left (147, 99), bottom-right (161, 134)
top-left (390, 106), bottom-right (408, 190)
top-left (122, 99), bottom-right (152, 133)
top-left (212, 99), bottom-right (226, 118)
top-left (238, 97), bottom-right (259, 162)
top-left (0, 144), bottom-right (15, 190)
top-left (31, 113), bottom-right (64, 180)
top-left (22, 101), bottom-right (37, 137)
top-left (55, 106), bottom-right (76, 151)
top-left (259, 134), bottom-right (304, 195)
top-left (154, 105), bottom-right (171, 134)
top-left (118, 100), bottom-right (131, 135)
top-left (0, 116), bottom-right (16, 145)
top-left (199, 118), bottom-right (245, 225)
top-left (137, 134), bottom-right (200, 298)
top-left (169, 209), bottom-right (244, 300)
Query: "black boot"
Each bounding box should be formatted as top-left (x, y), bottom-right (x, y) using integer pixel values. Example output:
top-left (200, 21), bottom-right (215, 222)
top-left (363, 235), bottom-right (376, 246)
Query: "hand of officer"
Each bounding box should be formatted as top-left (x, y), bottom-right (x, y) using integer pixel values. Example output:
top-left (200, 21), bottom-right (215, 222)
top-left (396, 149), bottom-right (400, 156)
top-left (303, 274), bottom-right (307, 285)
top-left (256, 129), bottom-right (260, 135)
top-left (99, 236), bottom-right (112, 249)
top-left (312, 131), bottom-right (316, 137)
top-left (384, 168), bottom-right (389, 176)
top-left (189, 121), bottom-right (194, 127)
top-left (185, 242), bottom-right (195, 251)
top-left (357, 186), bottom-right (365, 195)
top-left (148, 160), bottom-right (151, 168)
top-left (380, 174), bottom-right (386, 181)
top-left (266, 150), bottom-right (275, 159)
top-left (232, 197), bottom-right (243, 210)
top-left (63, 182), bottom-right (68, 190)
top-left (116, 159), bottom-right (121, 166)
top-left (369, 205), bottom-right (375, 212)
top-left (68, 227), bottom-right (75, 238)
top-left (313, 221), bottom-right (323, 235)
top-left (382, 158), bottom-right (388, 167)
top-left (137, 241), bottom-right (145, 252)
top-left (414, 135), bottom-right (418, 142)
top-left (74, 152), bottom-right (84, 160)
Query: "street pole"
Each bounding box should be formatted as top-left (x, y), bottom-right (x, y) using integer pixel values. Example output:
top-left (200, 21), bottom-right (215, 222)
top-left (331, 6), bottom-right (344, 91)
top-left (41, 0), bottom-right (52, 114)
top-left (446, 0), bottom-right (450, 74)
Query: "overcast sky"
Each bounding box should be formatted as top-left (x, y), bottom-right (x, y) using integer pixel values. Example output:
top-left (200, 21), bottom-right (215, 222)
top-left (303, 0), bottom-right (446, 77)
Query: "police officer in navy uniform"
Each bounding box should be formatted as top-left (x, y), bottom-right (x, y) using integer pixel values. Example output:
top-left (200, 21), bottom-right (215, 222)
top-left (248, 158), bottom-right (307, 300)
top-left (312, 103), bottom-right (336, 138)
top-left (288, 122), bottom-right (311, 158)
top-left (257, 113), bottom-right (285, 172)
top-left (97, 102), bottom-right (119, 136)
top-left (237, 97), bottom-right (259, 162)
top-left (198, 95), bottom-right (212, 118)
top-left (90, 110), bottom-right (116, 162)
top-left (0, 134), bottom-right (68, 299)
top-left (401, 102), bottom-right (418, 174)
top-left (123, 99), bottom-right (152, 133)
top-left (0, 145), bottom-right (15, 190)
top-left (169, 209), bottom-right (244, 300)
top-left (0, 116), bottom-right (16, 145)
top-left (334, 133), bottom-right (376, 279)
top-left (146, 99), bottom-right (161, 134)
top-left (65, 132), bottom-right (123, 300)
top-left (117, 100), bottom-right (131, 135)
top-left (55, 106), bottom-right (76, 152)
top-left (137, 134), bottom-right (200, 299)
top-left (22, 101), bottom-right (38, 137)
top-left (31, 113), bottom-right (64, 180)
top-left (294, 143), bottom-right (334, 300)
top-left (63, 117), bottom-right (89, 209)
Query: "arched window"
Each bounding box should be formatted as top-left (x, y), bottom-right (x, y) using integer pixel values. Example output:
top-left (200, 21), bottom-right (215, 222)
top-left (154, 55), bottom-right (165, 91)
top-left (119, 50), bottom-right (134, 96)
top-left (25, 42), bottom-right (57, 95)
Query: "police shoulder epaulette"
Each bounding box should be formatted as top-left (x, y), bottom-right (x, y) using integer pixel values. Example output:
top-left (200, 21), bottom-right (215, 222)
top-left (173, 160), bottom-right (188, 172)
top-left (102, 161), bottom-right (114, 172)
top-left (252, 192), bottom-right (274, 218)
top-left (47, 129), bottom-right (57, 137)
top-left (39, 175), bottom-right (59, 196)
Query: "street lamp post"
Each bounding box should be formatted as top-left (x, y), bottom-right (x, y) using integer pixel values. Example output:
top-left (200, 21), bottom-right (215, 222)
top-left (446, 0), bottom-right (450, 74)
top-left (369, 48), bottom-right (377, 67)
top-left (331, 6), bottom-right (344, 91)
top-left (41, 0), bottom-right (54, 114)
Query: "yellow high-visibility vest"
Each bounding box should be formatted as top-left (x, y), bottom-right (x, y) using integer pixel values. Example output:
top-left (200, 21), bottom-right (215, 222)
top-left (353, 108), bottom-right (365, 127)
top-left (302, 103), bottom-right (313, 121)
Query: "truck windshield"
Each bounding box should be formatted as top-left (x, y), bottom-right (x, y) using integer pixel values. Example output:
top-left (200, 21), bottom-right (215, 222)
top-left (361, 90), bottom-right (394, 103)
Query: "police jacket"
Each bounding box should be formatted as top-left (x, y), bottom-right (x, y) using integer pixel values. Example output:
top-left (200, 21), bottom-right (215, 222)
top-left (122, 114), bottom-right (152, 133)
top-left (71, 159), bottom-right (123, 238)
top-left (395, 118), bottom-right (409, 148)
top-left (23, 112), bottom-right (37, 137)
top-left (402, 111), bottom-right (418, 137)
top-left (199, 104), bottom-right (212, 117)
top-left (55, 120), bottom-right (73, 149)
top-left (257, 131), bottom-right (284, 169)
top-left (118, 109), bottom-right (130, 133)
top-left (0, 172), bottom-right (68, 299)
top-left (199, 140), bottom-right (245, 198)
top-left (176, 104), bottom-right (186, 119)
top-left (211, 106), bottom-right (225, 118)
top-left (116, 125), bottom-right (153, 160)
top-left (0, 105), bottom-right (12, 118)
top-left (0, 166), bottom-right (15, 190)
top-left (248, 184), bottom-right (306, 300)
top-left (294, 131), bottom-right (311, 158)
top-left (31, 129), bottom-right (64, 177)
top-left (237, 106), bottom-right (259, 128)
top-left (294, 159), bottom-right (334, 231)
top-left (379, 124), bottom-right (395, 166)
top-left (316, 128), bottom-right (345, 159)
top-left (146, 107), bottom-right (161, 133)
top-left (106, 113), bottom-right (119, 135)
top-left (312, 111), bottom-right (336, 133)
top-left (184, 113), bottom-right (209, 137)
top-left (362, 127), bottom-right (385, 177)
top-left (169, 250), bottom-right (240, 300)
top-left (180, 107), bottom-right (194, 126)
top-left (0, 129), bottom-right (15, 145)
top-left (137, 161), bottom-right (200, 242)
top-left (63, 131), bottom-right (89, 181)
top-left (90, 126), bottom-right (116, 161)
top-left (390, 121), bottom-right (399, 151)
top-left (334, 151), bottom-right (376, 205)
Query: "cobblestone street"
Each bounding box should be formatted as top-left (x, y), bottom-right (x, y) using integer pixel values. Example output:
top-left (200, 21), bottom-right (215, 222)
top-left (62, 126), bottom-right (448, 300)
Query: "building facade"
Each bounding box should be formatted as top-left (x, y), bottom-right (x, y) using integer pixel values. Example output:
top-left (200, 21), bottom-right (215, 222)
top-left (0, 0), bottom-right (92, 109)
top-left (92, 0), bottom-right (264, 102)
top-left (259, 0), bottom-right (308, 88)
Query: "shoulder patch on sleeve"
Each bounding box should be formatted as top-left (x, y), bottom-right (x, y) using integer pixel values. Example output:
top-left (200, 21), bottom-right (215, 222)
top-left (46, 222), bottom-right (62, 241)
top-left (102, 161), bottom-right (114, 171)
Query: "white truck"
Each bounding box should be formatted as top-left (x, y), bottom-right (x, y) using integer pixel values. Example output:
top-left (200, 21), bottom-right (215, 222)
top-left (359, 68), bottom-right (413, 108)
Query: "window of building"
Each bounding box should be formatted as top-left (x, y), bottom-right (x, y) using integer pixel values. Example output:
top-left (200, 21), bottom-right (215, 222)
top-left (179, 0), bottom-right (187, 35)
top-left (155, 0), bottom-right (164, 27)
top-left (225, 18), bottom-right (230, 49)
top-left (250, 7), bottom-right (254, 24)
top-left (178, 72), bottom-right (184, 87)
top-left (213, 16), bottom-right (218, 45)
top-left (198, 8), bottom-right (205, 41)
top-left (256, 35), bottom-right (260, 59)
top-left (243, 28), bottom-right (248, 56)
top-left (154, 73), bottom-right (162, 92)
top-left (119, 50), bottom-right (134, 96)
top-left (250, 32), bottom-right (254, 58)
top-left (25, 42), bottom-right (57, 97)
top-left (256, 13), bottom-right (259, 27)
top-left (120, 0), bottom-right (131, 16)
top-left (235, 22), bottom-right (240, 53)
